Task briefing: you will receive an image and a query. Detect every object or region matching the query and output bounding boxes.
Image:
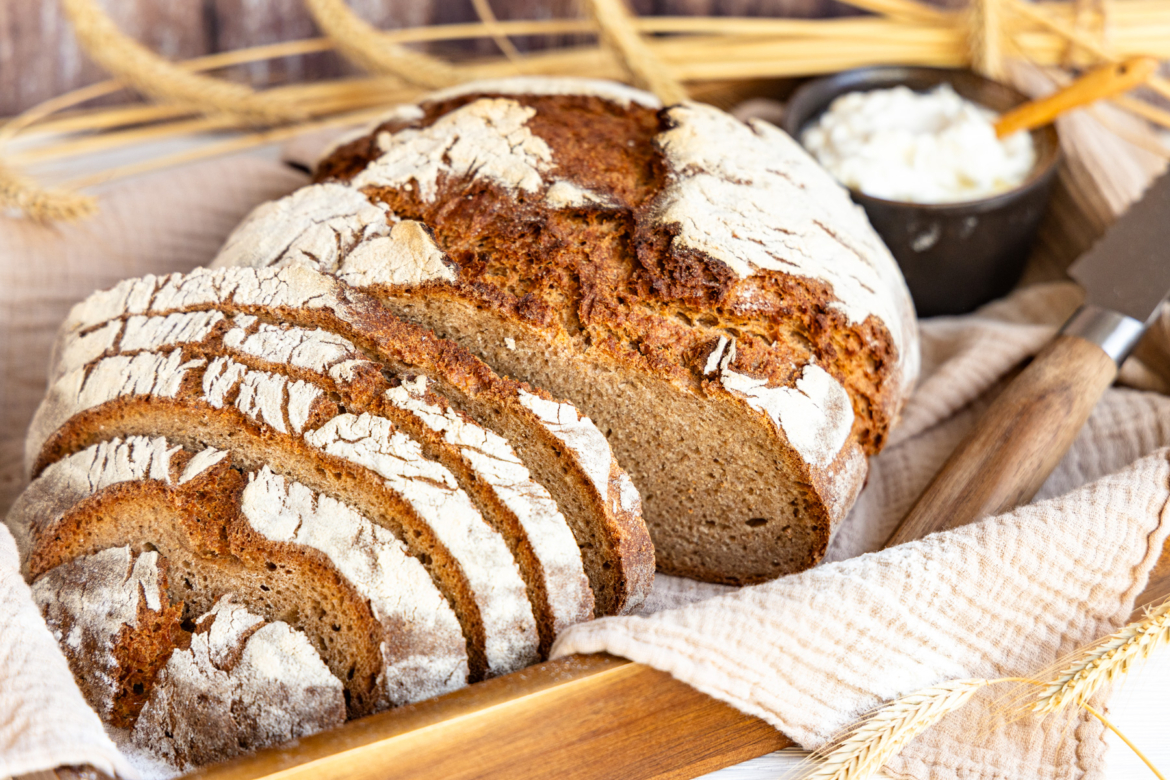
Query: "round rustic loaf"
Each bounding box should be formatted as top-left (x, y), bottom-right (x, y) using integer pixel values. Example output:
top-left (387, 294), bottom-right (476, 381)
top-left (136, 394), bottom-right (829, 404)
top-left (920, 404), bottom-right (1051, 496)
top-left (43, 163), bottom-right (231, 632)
top-left (214, 77), bottom-right (920, 584)
top-left (12, 264), bottom-right (652, 773)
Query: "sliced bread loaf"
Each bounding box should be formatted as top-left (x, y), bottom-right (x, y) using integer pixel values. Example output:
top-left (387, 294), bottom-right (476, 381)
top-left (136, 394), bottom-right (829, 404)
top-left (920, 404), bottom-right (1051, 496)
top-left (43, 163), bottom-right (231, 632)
top-left (26, 350), bottom-right (537, 682)
top-left (45, 264), bottom-right (652, 615)
top-left (49, 309), bottom-right (594, 656)
top-left (33, 548), bottom-right (346, 772)
top-left (213, 78), bottom-right (920, 584)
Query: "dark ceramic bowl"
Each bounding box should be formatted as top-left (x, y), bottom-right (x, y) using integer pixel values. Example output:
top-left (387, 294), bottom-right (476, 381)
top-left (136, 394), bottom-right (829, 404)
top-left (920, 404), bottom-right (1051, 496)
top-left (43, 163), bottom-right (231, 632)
top-left (782, 67), bottom-right (1061, 317)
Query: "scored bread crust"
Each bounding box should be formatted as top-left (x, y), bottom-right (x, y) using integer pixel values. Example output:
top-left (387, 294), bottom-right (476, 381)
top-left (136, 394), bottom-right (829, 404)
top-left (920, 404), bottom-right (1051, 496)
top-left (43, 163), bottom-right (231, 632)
top-left (31, 545), bottom-right (184, 727)
top-left (11, 436), bottom-right (469, 715)
top-left (211, 78), bottom-right (920, 584)
top-left (44, 265), bottom-right (652, 615)
top-left (48, 309), bottom-right (595, 658)
top-left (32, 546), bottom-right (346, 772)
top-left (26, 348), bottom-right (538, 682)
top-left (130, 595), bottom-right (345, 772)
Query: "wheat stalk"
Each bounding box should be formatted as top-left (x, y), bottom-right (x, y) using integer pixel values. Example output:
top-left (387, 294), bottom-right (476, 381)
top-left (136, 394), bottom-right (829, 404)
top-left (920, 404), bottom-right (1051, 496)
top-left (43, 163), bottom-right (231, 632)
top-left (1083, 703), bottom-right (1167, 780)
top-left (5, 1), bottom-right (1170, 222)
top-left (0, 160), bottom-right (96, 223)
top-left (796, 679), bottom-right (1003, 780)
top-left (303, 0), bottom-right (471, 87)
top-left (585, 0), bottom-right (689, 104)
top-left (1031, 598), bottom-right (1170, 715)
top-left (59, 0), bottom-right (304, 124)
top-left (469, 0), bottom-right (524, 63)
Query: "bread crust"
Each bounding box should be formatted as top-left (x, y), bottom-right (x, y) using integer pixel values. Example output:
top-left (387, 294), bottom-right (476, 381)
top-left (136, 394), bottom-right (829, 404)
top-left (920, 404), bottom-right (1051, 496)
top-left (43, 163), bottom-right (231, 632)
top-left (130, 595), bottom-right (345, 772)
top-left (33, 544), bottom-right (347, 773)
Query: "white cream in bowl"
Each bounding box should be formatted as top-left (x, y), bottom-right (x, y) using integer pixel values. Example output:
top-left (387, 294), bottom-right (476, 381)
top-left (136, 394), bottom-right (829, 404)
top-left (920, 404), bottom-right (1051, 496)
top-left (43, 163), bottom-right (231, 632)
top-left (799, 84), bottom-right (1036, 204)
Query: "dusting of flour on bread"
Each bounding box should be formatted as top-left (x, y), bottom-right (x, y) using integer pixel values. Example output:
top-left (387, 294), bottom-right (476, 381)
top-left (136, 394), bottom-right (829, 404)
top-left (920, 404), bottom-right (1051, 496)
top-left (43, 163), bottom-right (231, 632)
top-left (655, 102), bottom-right (916, 368)
top-left (240, 468), bottom-right (468, 704)
top-left (130, 596), bottom-right (344, 771)
top-left (353, 99), bottom-right (552, 200)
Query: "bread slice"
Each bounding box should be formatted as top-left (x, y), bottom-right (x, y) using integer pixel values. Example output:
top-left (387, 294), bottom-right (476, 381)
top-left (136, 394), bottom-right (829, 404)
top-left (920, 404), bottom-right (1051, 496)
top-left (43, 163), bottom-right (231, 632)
top-left (213, 80), bottom-right (919, 584)
top-left (31, 545), bottom-right (185, 727)
top-left (49, 309), bottom-right (594, 657)
top-left (46, 265), bottom-right (652, 615)
top-left (12, 436), bottom-right (468, 715)
top-left (32, 547), bottom-right (346, 772)
top-left (26, 349), bottom-right (536, 681)
top-left (130, 595), bottom-right (345, 772)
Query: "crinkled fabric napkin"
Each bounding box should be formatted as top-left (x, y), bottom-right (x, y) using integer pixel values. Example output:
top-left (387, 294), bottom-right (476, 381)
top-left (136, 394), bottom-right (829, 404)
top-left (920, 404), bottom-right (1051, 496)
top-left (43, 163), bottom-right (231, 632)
top-left (553, 282), bottom-right (1170, 779)
top-left (2, 133), bottom-right (1169, 779)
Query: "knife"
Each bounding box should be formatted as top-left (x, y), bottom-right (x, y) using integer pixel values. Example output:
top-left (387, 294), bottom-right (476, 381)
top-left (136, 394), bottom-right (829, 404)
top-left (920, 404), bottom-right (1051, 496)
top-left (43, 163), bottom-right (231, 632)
top-left (888, 170), bottom-right (1170, 547)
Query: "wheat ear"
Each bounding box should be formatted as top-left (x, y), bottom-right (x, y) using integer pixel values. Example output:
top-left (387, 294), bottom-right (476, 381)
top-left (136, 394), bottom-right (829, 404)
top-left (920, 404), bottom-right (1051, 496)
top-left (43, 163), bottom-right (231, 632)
top-left (797, 679), bottom-right (1002, 780)
top-left (0, 160), bottom-right (96, 223)
top-left (1032, 598), bottom-right (1170, 715)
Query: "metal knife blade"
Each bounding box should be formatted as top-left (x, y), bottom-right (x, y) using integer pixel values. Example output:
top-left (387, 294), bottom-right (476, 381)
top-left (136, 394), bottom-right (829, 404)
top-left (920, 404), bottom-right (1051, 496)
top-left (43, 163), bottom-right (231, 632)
top-left (1069, 169), bottom-right (1170, 324)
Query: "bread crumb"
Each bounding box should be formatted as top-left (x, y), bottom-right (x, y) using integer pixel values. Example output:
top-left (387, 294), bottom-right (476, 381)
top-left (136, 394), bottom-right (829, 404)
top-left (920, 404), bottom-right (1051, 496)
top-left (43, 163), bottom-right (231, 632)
top-left (505, 337), bottom-right (516, 351)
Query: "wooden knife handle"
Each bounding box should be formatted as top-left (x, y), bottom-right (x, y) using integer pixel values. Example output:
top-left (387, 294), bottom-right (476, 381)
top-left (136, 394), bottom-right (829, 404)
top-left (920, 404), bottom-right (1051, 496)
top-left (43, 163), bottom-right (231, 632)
top-left (886, 333), bottom-right (1118, 546)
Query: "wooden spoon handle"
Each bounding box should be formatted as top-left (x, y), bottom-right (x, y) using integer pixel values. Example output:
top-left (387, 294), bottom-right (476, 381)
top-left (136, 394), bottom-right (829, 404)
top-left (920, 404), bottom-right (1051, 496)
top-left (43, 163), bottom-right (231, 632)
top-left (994, 56), bottom-right (1160, 139)
top-left (886, 333), bottom-right (1118, 546)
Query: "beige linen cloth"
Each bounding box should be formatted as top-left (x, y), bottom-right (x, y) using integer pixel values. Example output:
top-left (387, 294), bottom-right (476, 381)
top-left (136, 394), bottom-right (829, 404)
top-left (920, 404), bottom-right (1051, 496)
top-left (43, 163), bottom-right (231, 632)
top-left (2, 120), bottom-right (1169, 780)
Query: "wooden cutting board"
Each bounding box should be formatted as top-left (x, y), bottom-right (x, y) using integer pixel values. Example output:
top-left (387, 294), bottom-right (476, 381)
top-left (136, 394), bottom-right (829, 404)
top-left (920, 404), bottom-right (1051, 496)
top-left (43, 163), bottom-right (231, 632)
top-left (186, 654), bottom-right (790, 780)
top-left (172, 543), bottom-right (1168, 780)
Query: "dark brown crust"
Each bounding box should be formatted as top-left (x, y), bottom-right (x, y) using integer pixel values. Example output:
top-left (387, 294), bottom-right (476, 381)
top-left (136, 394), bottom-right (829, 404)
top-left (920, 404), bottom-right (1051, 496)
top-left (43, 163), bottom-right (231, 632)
top-left (27, 456), bottom-right (387, 719)
top-left (314, 93), bottom-right (902, 453)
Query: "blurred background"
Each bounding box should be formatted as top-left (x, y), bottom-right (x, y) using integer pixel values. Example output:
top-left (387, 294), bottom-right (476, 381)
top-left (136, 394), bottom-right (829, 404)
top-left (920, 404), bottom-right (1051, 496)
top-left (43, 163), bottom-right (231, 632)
top-left (0, 0), bottom-right (970, 116)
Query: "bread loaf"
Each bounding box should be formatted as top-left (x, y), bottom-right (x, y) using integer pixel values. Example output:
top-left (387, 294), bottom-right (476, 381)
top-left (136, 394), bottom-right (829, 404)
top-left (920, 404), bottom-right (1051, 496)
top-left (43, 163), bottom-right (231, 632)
top-left (213, 77), bottom-right (920, 584)
top-left (12, 263), bottom-right (651, 771)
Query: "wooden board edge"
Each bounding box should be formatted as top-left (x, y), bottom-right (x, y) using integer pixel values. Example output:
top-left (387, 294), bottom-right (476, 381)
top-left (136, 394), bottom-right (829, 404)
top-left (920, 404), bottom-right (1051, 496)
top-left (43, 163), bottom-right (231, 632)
top-left (182, 654), bottom-right (791, 780)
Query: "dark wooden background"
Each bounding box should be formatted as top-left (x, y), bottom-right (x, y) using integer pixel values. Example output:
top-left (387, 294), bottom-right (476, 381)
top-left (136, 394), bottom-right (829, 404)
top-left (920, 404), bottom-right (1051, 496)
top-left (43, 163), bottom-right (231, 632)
top-left (0, 0), bottom-right (904, 116)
